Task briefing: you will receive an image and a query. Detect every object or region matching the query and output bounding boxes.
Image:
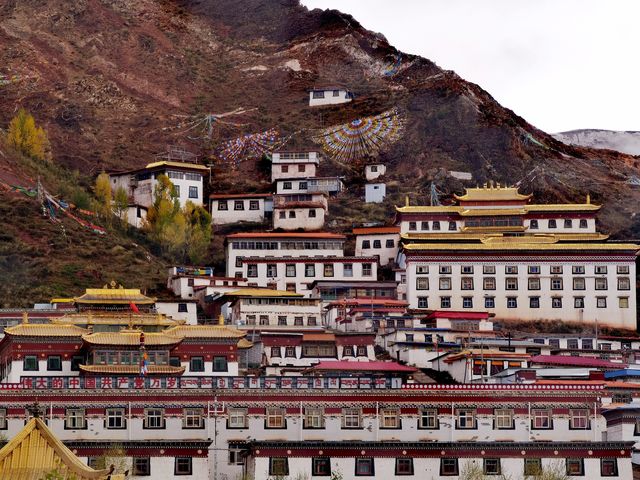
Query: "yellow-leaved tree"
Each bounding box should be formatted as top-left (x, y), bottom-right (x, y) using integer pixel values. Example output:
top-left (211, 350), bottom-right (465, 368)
top-left (6, 108), bottom-right (51, 161)
top-left (94, 172), bottom-right (113, 224)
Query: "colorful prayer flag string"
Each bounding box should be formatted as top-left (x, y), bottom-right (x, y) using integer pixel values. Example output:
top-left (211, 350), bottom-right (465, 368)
top-left (216, 128), bottom-right (286, 165)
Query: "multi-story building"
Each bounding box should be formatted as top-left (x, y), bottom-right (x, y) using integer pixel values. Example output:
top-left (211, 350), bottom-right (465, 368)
top-left (271, 151), bottom-right (321, 182)
top-left (272, 192), bottom-right (328, 230)
top-left (353, 226), bottom-right (400, 266)
top-left (225, 232), bottom-right (346, 278)
top-left (396, 184), bottom-right (638, 329)
top-left (209, 193), bottom-right (272, 225)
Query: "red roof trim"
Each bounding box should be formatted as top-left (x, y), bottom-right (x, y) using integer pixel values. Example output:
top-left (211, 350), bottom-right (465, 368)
top-left (227, 232), bottom-right (346, 239)
top-left (353, 227), bottom-right (400, 235)
top-left (210, 193), bottom-right (271, 199)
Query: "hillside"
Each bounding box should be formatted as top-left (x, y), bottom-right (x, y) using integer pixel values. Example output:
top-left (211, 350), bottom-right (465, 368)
top-left (1, 0), bottom-right (640, 305)
top-left (554, 129), bottom-right (640, 156)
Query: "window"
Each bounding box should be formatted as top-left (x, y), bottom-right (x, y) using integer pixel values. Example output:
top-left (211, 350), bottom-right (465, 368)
top-left (439, 278), bottom-right (452, 290)
top-left (312, 457), bottom-right (331, 476)
top-left (505, 265), bottom-right (518, 274)
top-left (483, 277), bottom-right (496, 290)
top-left (173, 185), bottom-right (180, 197)
top-left (483, 265), bottom-right (496, 274)
top-left (419, 408), bottom-right (439, 429)
top-left (285, 346), bottom-right (296, 358)
top-left (597, 297), bottom-right (607, 308)
top-left (288, 211), bottom-right (296, 218)
top-left (548, 219), bottom-right (557, 228)
top-left (380, 408), bottom-right (400, 429)
top-left (299, 181), bottom-right (308, 190)
top-left (190, 357), bottom-right (204, 372)
top-left (271, 347), bottom-right (282, 357)
top-left (344, 263), bottom-right (353, 277)
top-left (106, 408), bottom-right (125, 429)
top-left (484, 459), bottom-right (501, 475)
top-left (531, 409), bottom-right (552, 429)
top-left (281, 165), bottom-right (289, 173)
top-left (551, 278), bottom-right (563, 290)
top-left (362, 263), bottom-right (373, 276)
top-left (183, 408), bottom-right (203, 429)
top-left (617, 265), bottom-right (630, 274)
top-left (432, 221), bottom-right (440, 230)
top-left (440, 458), bottom-right (459, 476)
top-left (573, 277), bottom-right (586, 290)
top-left (233, 200), bottom-right (244, 211)
top-left (408, 222), bottom-right (417, 231)
top-left (485, 297), bottom-right (495, 308)
top-left (217, 200), bottom-right (228, 210)
top-left (309, 209), bottom-right (316, 218)
top-left (229, 449), bottom-right (244, 466)
top-left (462, 297), bottom-right (473, 308)
top-left (357, 346), bottom-right (367, 357)
top-left (618, 277), bottom-right (631, 290)
top-left (569, 409), bottom-right (589, 429)
top-left (395, 458), bottom-right (414, 476)
top-left (417, 297), bottom-right (428, 309)
top-left (582, 339), bottom-right (593, 349)
top-left (505, 278), bottom-right (518, 290)
top-left (266, 408), bottom-right (285, 428)
top-left (620, 297), bottom-right (630, 309)
top-left (456, 408), bottom-right (476, 429)
top-left (440, 296), bottom-right (451, 308)
top-left (552, 297), bottom-right (562, 308)
top-left (304, 408), bottom-right (324, 429)
top-left (460, 266), bottom-right (474, 275)
top-left (65, 409), bottom-right (86, 429)
top-left (421, 221), bottom-right (429, 230)
top-left (294, 316), bottom-right (303, 326)
top-left (188, 186), bottom-right (198, 199)
top-left (549, 339), bottom-right (560, 348)
top-left (305, 264), bottom-right (316, 277)
top-left (573, 265), bottom-right (585, 274)
top-left (323, 264), bottom-right (334, 277)
top-left (228, 408), bottom-right (248, 429)
top-left (506, 297), bottom-right (517, 308)
top-left (448, 221), bottom-right (456, 231)
top-left (439, 265), bottom-right (452, 274)
top-left (566, 458), bottom-right (584, 476)
top-left (286, 264), bottom-right (296, 277)
top-left (298, 164), bottom-right (306, 172)
top-left (270, 458), bottom-right (289, 476)
top-left (574, 297), bottom-right (585, 308)
top-left (247, 264), bottom-right (258, 277)
top-left (529, 219), bottom-right (538, 229)
top-left (342, 408), bottom-right (361, 428)
top-left (47, 355), bottom-right (62, 371)
top-left (343, 346), bottom-right (354, 357)
top-left (494, 408), bottom-right (513, 429)
top-left (528, 265), bottom-right (540, 274)
top-left (279, 211), bottom-right (286, 219)
top-left (528, 278), bottom-right (540, 290)
top-left (144, 408), bottom-right (164, 429)
top-left (564, 219), bottom-right (573, 228)
top-left (213, 356), bottom-right (228, 372)
top-left (461, 277), bottom-right (474, 290)
top-left (23, 355), bottom-right (38, 371)
top-left (386, 239), bottom-right (395, 248)
top-left (601, 459), bottom-right (618, 477)
top-left (416, 278), bottom-right (429, 290)
top-left (595, 265), bottom-right (608, 274)
top-left (266, 263), bottom-right (277, 277)
top-left (355, 458), bottom-right (375, 476)
top-left (550, 265), bottom-right (563, 273)
top-left (133, 457), bottom-right (151, 476)
top-left (373, 240), bottom-right (382, 249)
top-left (283, 181), bottom-right (292, 190)
top-left (524, 458), bottom-right (542, 476)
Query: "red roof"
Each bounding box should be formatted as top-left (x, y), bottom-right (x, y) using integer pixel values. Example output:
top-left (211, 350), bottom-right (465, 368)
top-left (426, 311), bottom-right (490, 320)
top-left (210, 193), bottom-right (271, 199)
top-left (326, 299), bottom-right (408, 308)
top-left (353, 226), bottom-right (400, 235)
top-left (529, 355), bottom-right (624, 369)
top-left (226, 232), bottom-right (345, 239)
top-left (308, 361), bottom-right (417, 373)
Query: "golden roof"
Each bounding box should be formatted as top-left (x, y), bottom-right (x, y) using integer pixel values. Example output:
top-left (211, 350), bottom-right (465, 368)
top-left (459, 208), bottom-right (526, 216)
top-left (0, 418), bottom-right (111, 480)
top-left (237, 338), bottom-right (254, 349)
top-left (53, 313), bottom-right (183, 327)
top-left (403, 241), bottom-right (639, 252)
top-left (75, 287), bottom-right (156, 305)
top-left (396, 203), bottom-right (600, 215)
top-left (82, 330), bottom-right (181, 346)
top-left (526, 204), bottom-right (600, 212)
top-left (145, 160), bottom-right (208, 171)
top-left (401, 232), bottom-right (610, 242)
top-left (163, 325), bottom-right (246, 339)
top-left (79, 365), bottom-right (185, 375)
top-left (454, 185), bottom-right (532, 202)
top-left (50, 297), bottom-right (74, 304)
top-left (4, 323), bottom-right (88, 337)
top-left (225, 288), bottom-right (303, 298)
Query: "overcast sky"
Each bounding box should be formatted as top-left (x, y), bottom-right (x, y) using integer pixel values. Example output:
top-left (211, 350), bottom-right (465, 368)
top-left (302, 0), bottom-right (640, 133)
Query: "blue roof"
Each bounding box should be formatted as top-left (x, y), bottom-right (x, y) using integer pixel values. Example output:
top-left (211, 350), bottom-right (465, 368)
top-left (604, 369), bottom-right (640, 378)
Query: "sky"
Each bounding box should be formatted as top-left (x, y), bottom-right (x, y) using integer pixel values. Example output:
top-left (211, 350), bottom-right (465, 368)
top-left (301, 0), bottom-right (640, 133)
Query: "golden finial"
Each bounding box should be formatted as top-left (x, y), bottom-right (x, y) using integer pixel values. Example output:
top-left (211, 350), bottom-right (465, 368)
top-left (586, 193), bottom-right (591, 204)
top-left (405, 195), bottom-right (409, 207)
top-left (22, 311), bottom-right (29, 324)
top-left (218, 314), bottom-right (225, 326)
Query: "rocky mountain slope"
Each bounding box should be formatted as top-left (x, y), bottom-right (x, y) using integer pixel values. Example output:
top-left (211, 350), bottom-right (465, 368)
top-left (1, 0), bottom-right (640, 305)
top-left (554, 129), bottom-right (640, 156)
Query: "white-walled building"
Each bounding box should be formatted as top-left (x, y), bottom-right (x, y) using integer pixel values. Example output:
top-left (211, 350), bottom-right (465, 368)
top-left (271, 151), bottom-right (321, 182)
top-left (273, 193), bottom-right (327, 230)
top-left (108, 160), bottom-right (207, 210)
top-left (353, 226), bottom-right (400, 266)
top-left (225, 232), bottom-right (346, 278)
top-left (397, 184), bottom-right (639, 330)
top-left (155, 300), bottom-right (197, 325)
top-left (365, 183), bottom-right (386, 203)
top-left (275, 177), bottom-right (344, 196)
top-left (124, 204), bottom-right (147, 228)
top-left (365, 163), bottom-right (386, 181)
top-left (210, 193), bottom-right (272, 225)
top-left (308, 86), bottom-right (353, 107)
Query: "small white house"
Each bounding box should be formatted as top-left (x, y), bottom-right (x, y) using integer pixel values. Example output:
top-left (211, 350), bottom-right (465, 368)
top-left (125, 204), bottom-right (147, 228)
top-left (365, 183), bottom-right (386, 203)
top-left (353, 226), bottom-right (400, 266)
top-left (210, 193), bottom-right (272, 225)
top-left (273, 193), bottom-right (327, 231)
top-left (308, 86), bottom-right (353, 107)
top-left (365, 164), bottom-right (386, 181)
top-left (271, 151), bottom-right (321, 182)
